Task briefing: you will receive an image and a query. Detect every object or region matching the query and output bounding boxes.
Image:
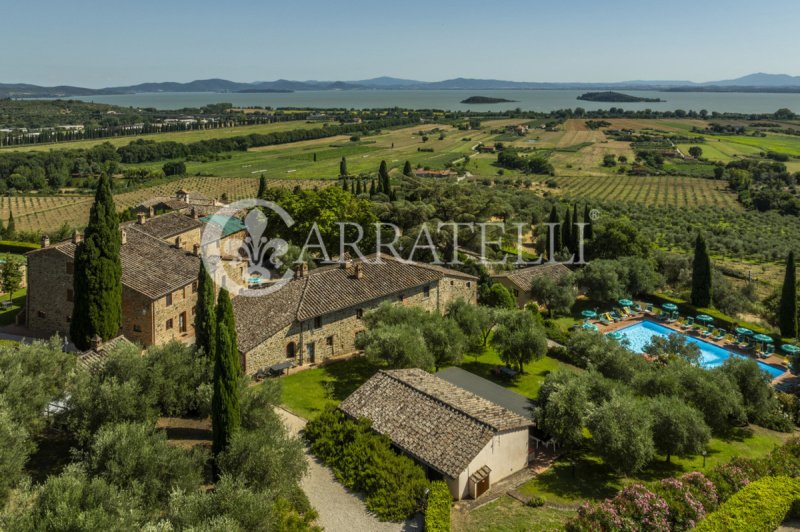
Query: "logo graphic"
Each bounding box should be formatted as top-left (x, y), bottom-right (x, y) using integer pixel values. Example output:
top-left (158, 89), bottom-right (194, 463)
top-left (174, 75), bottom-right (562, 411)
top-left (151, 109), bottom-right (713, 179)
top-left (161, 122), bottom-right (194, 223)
top-left (200, 199), bottom-right (295, 297)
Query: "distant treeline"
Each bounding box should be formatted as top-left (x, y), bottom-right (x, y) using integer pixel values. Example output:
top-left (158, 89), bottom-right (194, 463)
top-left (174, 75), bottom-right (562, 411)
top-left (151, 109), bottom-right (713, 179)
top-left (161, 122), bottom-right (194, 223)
top-left (116, 115), bottom-right (416, 163)
top-left (0, 115), bottom-right (418, 192)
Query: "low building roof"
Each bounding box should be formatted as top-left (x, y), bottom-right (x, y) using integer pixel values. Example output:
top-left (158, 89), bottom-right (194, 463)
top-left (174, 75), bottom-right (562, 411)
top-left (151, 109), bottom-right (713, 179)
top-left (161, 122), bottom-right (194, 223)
top-left (436, 366), bottom-right (536, 421)
top-left (31, 216), bottom-right (201, 300)
top-left (492, 263), bottom-right (571, 293)
top-left (232, 256), bottom-right (477, 354)
top-left (339, 368), bottom-right (531, 478)
top-left (122, 212), bottom-right (204, 241)
top-left (77, 335), bottom-right (138, 372)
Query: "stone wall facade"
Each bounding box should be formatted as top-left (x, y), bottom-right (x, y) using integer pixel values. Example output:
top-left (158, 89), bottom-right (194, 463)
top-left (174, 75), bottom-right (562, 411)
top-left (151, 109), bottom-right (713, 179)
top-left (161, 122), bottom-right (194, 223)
top-left (242, 274), bottom-right (477, 375)
top-left (26, 249), bottom-right (73, 337)
top-left (493, 277), bottom-right (529, 308)
top-left (26, 248), bottom-right (198, 347)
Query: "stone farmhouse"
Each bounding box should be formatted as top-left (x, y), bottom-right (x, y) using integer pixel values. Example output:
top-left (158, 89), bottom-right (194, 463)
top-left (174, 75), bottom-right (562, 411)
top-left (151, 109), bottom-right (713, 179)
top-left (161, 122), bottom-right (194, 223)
top-left (339, 368), bottom-right (532, 500)
top-left (25, 210), bottom-right (244, 347)
top-left (491, 263), bottom-right (571, 308)
top-left (132, 189), bottom-right (223, 218)
top-left (232, 256), bottom-right (477, 375)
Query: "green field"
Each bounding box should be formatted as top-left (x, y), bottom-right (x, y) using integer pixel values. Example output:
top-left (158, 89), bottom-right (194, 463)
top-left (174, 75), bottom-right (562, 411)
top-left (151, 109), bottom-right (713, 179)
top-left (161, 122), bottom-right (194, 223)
top-left (124, 121), bottom-right (509, 180)
top-left (1, 119), bottom-right (326, 152)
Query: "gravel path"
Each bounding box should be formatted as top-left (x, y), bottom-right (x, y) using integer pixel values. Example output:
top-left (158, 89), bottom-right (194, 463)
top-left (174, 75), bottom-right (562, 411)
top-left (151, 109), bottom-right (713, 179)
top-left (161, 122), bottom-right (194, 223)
top-left (277, 408), bottom-right (420, 532)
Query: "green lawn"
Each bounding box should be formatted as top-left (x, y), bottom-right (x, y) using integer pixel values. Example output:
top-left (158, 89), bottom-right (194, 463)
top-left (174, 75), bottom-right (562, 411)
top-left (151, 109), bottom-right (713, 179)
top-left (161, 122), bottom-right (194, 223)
top-left (518, 425), bottom-right (791, 506)
top-left (459, 347), bottom-right (572, 399)
top-left (454, 495), bottom-right (576, 532)
top-left (280, 345), bottom-right (574, 418)
top-left (0, 287), bottom-right (26, 326)
top-left (280, 356), bottom-right (381, 419)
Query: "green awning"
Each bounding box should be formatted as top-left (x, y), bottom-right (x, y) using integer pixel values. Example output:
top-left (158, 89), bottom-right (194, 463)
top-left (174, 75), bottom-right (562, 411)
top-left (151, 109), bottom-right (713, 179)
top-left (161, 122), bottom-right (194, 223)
top-left (662, 303), bottom-right (678, 312)
top-left (618, 299), bottom-right (634, 307)
top-left (695, 314), bottom-right (714, 323)
top-left (735, 327), bottom-right (753, 336)
top-left (753, 334), bottom-right (773, 343)
top-left (781, 344), bottom-right (800, 355)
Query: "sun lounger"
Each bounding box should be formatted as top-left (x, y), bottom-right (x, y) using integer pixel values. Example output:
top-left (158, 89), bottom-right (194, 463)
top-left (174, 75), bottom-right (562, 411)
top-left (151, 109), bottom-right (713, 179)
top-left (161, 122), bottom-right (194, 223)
top-left (681, 318), bottom-right (693, 330)
top-left (645, 303), bottom-right (654, 314)
top-left (713, 330), bottom-right (726, 341)
top-left (701, 326), bottom-right (713, 338)
top-left (611, 310), bottom-right (623, 321)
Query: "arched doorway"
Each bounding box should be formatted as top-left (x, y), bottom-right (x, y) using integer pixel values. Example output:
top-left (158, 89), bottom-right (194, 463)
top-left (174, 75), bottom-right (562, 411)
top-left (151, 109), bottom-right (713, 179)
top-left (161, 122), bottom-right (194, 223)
top-left (286, 341), bottom-right (296, 358)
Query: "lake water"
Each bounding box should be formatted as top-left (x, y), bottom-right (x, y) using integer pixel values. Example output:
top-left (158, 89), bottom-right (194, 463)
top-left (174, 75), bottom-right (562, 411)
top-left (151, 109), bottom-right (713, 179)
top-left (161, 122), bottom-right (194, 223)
top-left (67, 89), bottom-right (800, 114)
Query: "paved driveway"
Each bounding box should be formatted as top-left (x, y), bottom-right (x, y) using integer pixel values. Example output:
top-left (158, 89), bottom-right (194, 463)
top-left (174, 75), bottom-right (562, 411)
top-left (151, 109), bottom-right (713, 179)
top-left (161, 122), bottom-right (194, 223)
top-left (277, 408), bottom-right (420, 532)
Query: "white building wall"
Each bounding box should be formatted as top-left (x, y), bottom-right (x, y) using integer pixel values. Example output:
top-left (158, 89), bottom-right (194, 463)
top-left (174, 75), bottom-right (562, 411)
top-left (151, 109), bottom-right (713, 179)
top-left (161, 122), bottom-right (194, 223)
top-left (445, 428), bottom-right (529, 500)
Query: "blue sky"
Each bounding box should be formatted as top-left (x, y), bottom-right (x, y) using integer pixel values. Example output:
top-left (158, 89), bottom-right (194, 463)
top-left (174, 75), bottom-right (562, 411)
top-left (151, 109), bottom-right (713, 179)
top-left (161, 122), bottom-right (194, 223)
top-left (3, 0), bottom-right (799, 87)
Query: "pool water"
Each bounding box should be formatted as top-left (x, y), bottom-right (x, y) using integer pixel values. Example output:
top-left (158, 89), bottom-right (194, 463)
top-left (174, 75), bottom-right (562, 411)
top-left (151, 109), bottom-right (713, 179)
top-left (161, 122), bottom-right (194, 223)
top-left (615, 320), bottom-right (784, 379)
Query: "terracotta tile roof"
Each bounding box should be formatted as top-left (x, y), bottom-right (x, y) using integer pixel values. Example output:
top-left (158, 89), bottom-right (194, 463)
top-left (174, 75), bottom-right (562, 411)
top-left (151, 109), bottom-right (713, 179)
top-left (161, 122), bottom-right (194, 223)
top-left (121, 212), bottom-right (204, 240)
top-left (37, 221), bottom-right (200, 300)
top-left (492, 263), bottom-right (571, 293)
top-left (77, 335), bottom-right (138, 372)
top-left (232, 256), bottom-right (477, 354)
top-left (339, 369), bottom-right (531, 478)
top-left (136, 197), bottom-right (191, 212)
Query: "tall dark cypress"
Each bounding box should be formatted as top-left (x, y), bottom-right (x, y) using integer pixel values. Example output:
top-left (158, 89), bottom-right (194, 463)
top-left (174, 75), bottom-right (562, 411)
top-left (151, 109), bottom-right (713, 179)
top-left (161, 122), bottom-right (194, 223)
top-left (212, 288), bottom-right (241, 460)
top-left (356, 178), bottom-right (363, 195)
top-left (256, 174), bottom-right (268, 199)
top-left (562, 207), bottom-right (572, 254)
top-left (70, 174), bottom-right (122, 349)
top-left (583, 204), bottom-right (594, 240)
top-left (341, 178), bottom-right (348, 192)
top-left (379, 160), bottom-right (391, 196)
top-left (6, 211), bottom-right (15, 239)
top-left (690, 234), bottom-right (712, 308)
top-left (195, 262), bottom-right (217, 358)
top-left (403, 160), bottom-right (414, 177)
top-left (339, 157), bottom-right (348, 177)
top-left (546, 206), bottom-right (561, 259)
top-left (780, 251), bottom-right (798, 338)
top-left (369, 179), bottom-right (376, 196)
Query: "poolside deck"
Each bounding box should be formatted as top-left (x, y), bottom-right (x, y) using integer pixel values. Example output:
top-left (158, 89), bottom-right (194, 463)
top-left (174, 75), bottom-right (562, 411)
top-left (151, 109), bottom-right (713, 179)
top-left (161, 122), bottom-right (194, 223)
top-left (592, 309), bottom-right (790, 382)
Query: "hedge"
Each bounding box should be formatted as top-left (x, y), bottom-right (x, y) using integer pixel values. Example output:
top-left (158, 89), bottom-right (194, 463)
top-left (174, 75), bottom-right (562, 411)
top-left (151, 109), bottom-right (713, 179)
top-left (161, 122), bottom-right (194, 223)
top-left (0, 240), bottom-right (40, 254)
top-left (425, 481), bottom-right (452, 532)
top-left (694, 476), bottom-right (800, 531)
top-left (304, 407), bottom-right (429, 522)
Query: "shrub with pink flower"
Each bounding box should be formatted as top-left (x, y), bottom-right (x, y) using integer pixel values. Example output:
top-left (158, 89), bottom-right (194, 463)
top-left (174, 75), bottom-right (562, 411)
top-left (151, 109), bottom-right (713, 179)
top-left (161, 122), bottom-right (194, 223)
top-left (566, 500), bottom-right (624, 532)
top-left (680, 471), bottom-right (718, 513)
top-left (611, 484), bottom-right (671, 532)
top-left (653, 477), bottom-right (706, 530)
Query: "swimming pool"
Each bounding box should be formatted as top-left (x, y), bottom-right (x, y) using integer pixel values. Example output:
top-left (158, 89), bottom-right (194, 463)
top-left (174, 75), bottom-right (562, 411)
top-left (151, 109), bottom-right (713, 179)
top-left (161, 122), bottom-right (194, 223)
top-left (614, 320), bottom-right (785, 379)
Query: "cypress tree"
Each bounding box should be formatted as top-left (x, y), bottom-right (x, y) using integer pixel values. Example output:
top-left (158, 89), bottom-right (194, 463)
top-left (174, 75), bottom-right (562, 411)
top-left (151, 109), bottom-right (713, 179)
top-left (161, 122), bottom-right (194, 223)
top-left (546, 206), bottom-right (561, 259)
top-left (256, 174), bottom-right (267, 199)
top-left (195, 262), bottom-right (217, 358)
top-left (313, 152), bottom-right (317, 162)
top-left (369, 179), bottom-right (376, 196)
top-left (356, 178), bottom-right (363, 195)
top-left (780, 251), bottom-right (798, 338)
top-left (339, 157), bottom-right (348, 177)
top-left (584, 204), bottom-right (594, 240)
top-left (379, 160), bottom-right (391, 196)
top-left (350, 180), bottom-right (356, 194)
top-left (70, 174), bottom-right (122, 350)
top-left (212, 288), bottom-right (241, 460)
top-left (690, 234), bottom-right (712, 308)
top-left (562, 207), bottom-right (572, 254)
top-left (6, 211), bottom-right (15, 240)
top-left (341, 178), bottom-right (348, 192)
top-left (403, 160), bottom-right (414, 177)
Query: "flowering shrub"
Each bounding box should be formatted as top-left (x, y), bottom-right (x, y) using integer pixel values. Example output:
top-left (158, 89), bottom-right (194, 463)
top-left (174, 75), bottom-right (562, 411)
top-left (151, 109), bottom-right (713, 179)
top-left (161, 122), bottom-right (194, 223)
top-left (653, 477), bottom-right (706, 530)
top-left (680, 471), bottom-right (718, 513)
top-left (613, 484), bottom-right (671, 531)
top-left (705, 457), bottom-right (761, 502)
top-left (566, 500), bottom-right (624, 532)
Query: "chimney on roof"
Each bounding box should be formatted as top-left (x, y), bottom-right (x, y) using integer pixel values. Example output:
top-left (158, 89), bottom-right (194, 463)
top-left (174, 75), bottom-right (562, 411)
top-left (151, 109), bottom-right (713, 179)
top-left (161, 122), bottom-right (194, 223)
top-left (72, 230), bottom-right (82, 245)
top-left (40, 235), bottom-right (50, 248)
top-left (193, 243), bottom-right (200, 256)
top-left (353, 263), bottom-right (364, 279)
top-left (294, 262), bottom-right (308, 279)
top-left (339, 252), bottom-right (353, 271)
top-left (191, 207), bottom-right (199, 219)
top-left (120, 229), bottom-right (127, 245)
top-left (148, 206), bottom-right (155, 217)
top-left (90, 334), bottom-right (102, 351)
top-left (137, 213), bottom-right (146, 225)
top-left (175, 236), bottom-right (183, 249)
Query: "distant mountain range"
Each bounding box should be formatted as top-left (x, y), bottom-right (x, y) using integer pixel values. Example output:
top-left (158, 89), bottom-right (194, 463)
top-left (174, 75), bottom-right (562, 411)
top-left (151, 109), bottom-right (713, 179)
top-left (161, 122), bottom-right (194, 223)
top-left (3, 73), bottom-right (800, 98)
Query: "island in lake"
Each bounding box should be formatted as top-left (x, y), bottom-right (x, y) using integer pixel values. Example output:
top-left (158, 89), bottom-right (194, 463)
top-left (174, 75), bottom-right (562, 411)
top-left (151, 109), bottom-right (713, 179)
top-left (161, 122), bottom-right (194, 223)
top-left (460, 95), bottom-right (517, 104)
top-left (577, 91), bottom-right (664, 103)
